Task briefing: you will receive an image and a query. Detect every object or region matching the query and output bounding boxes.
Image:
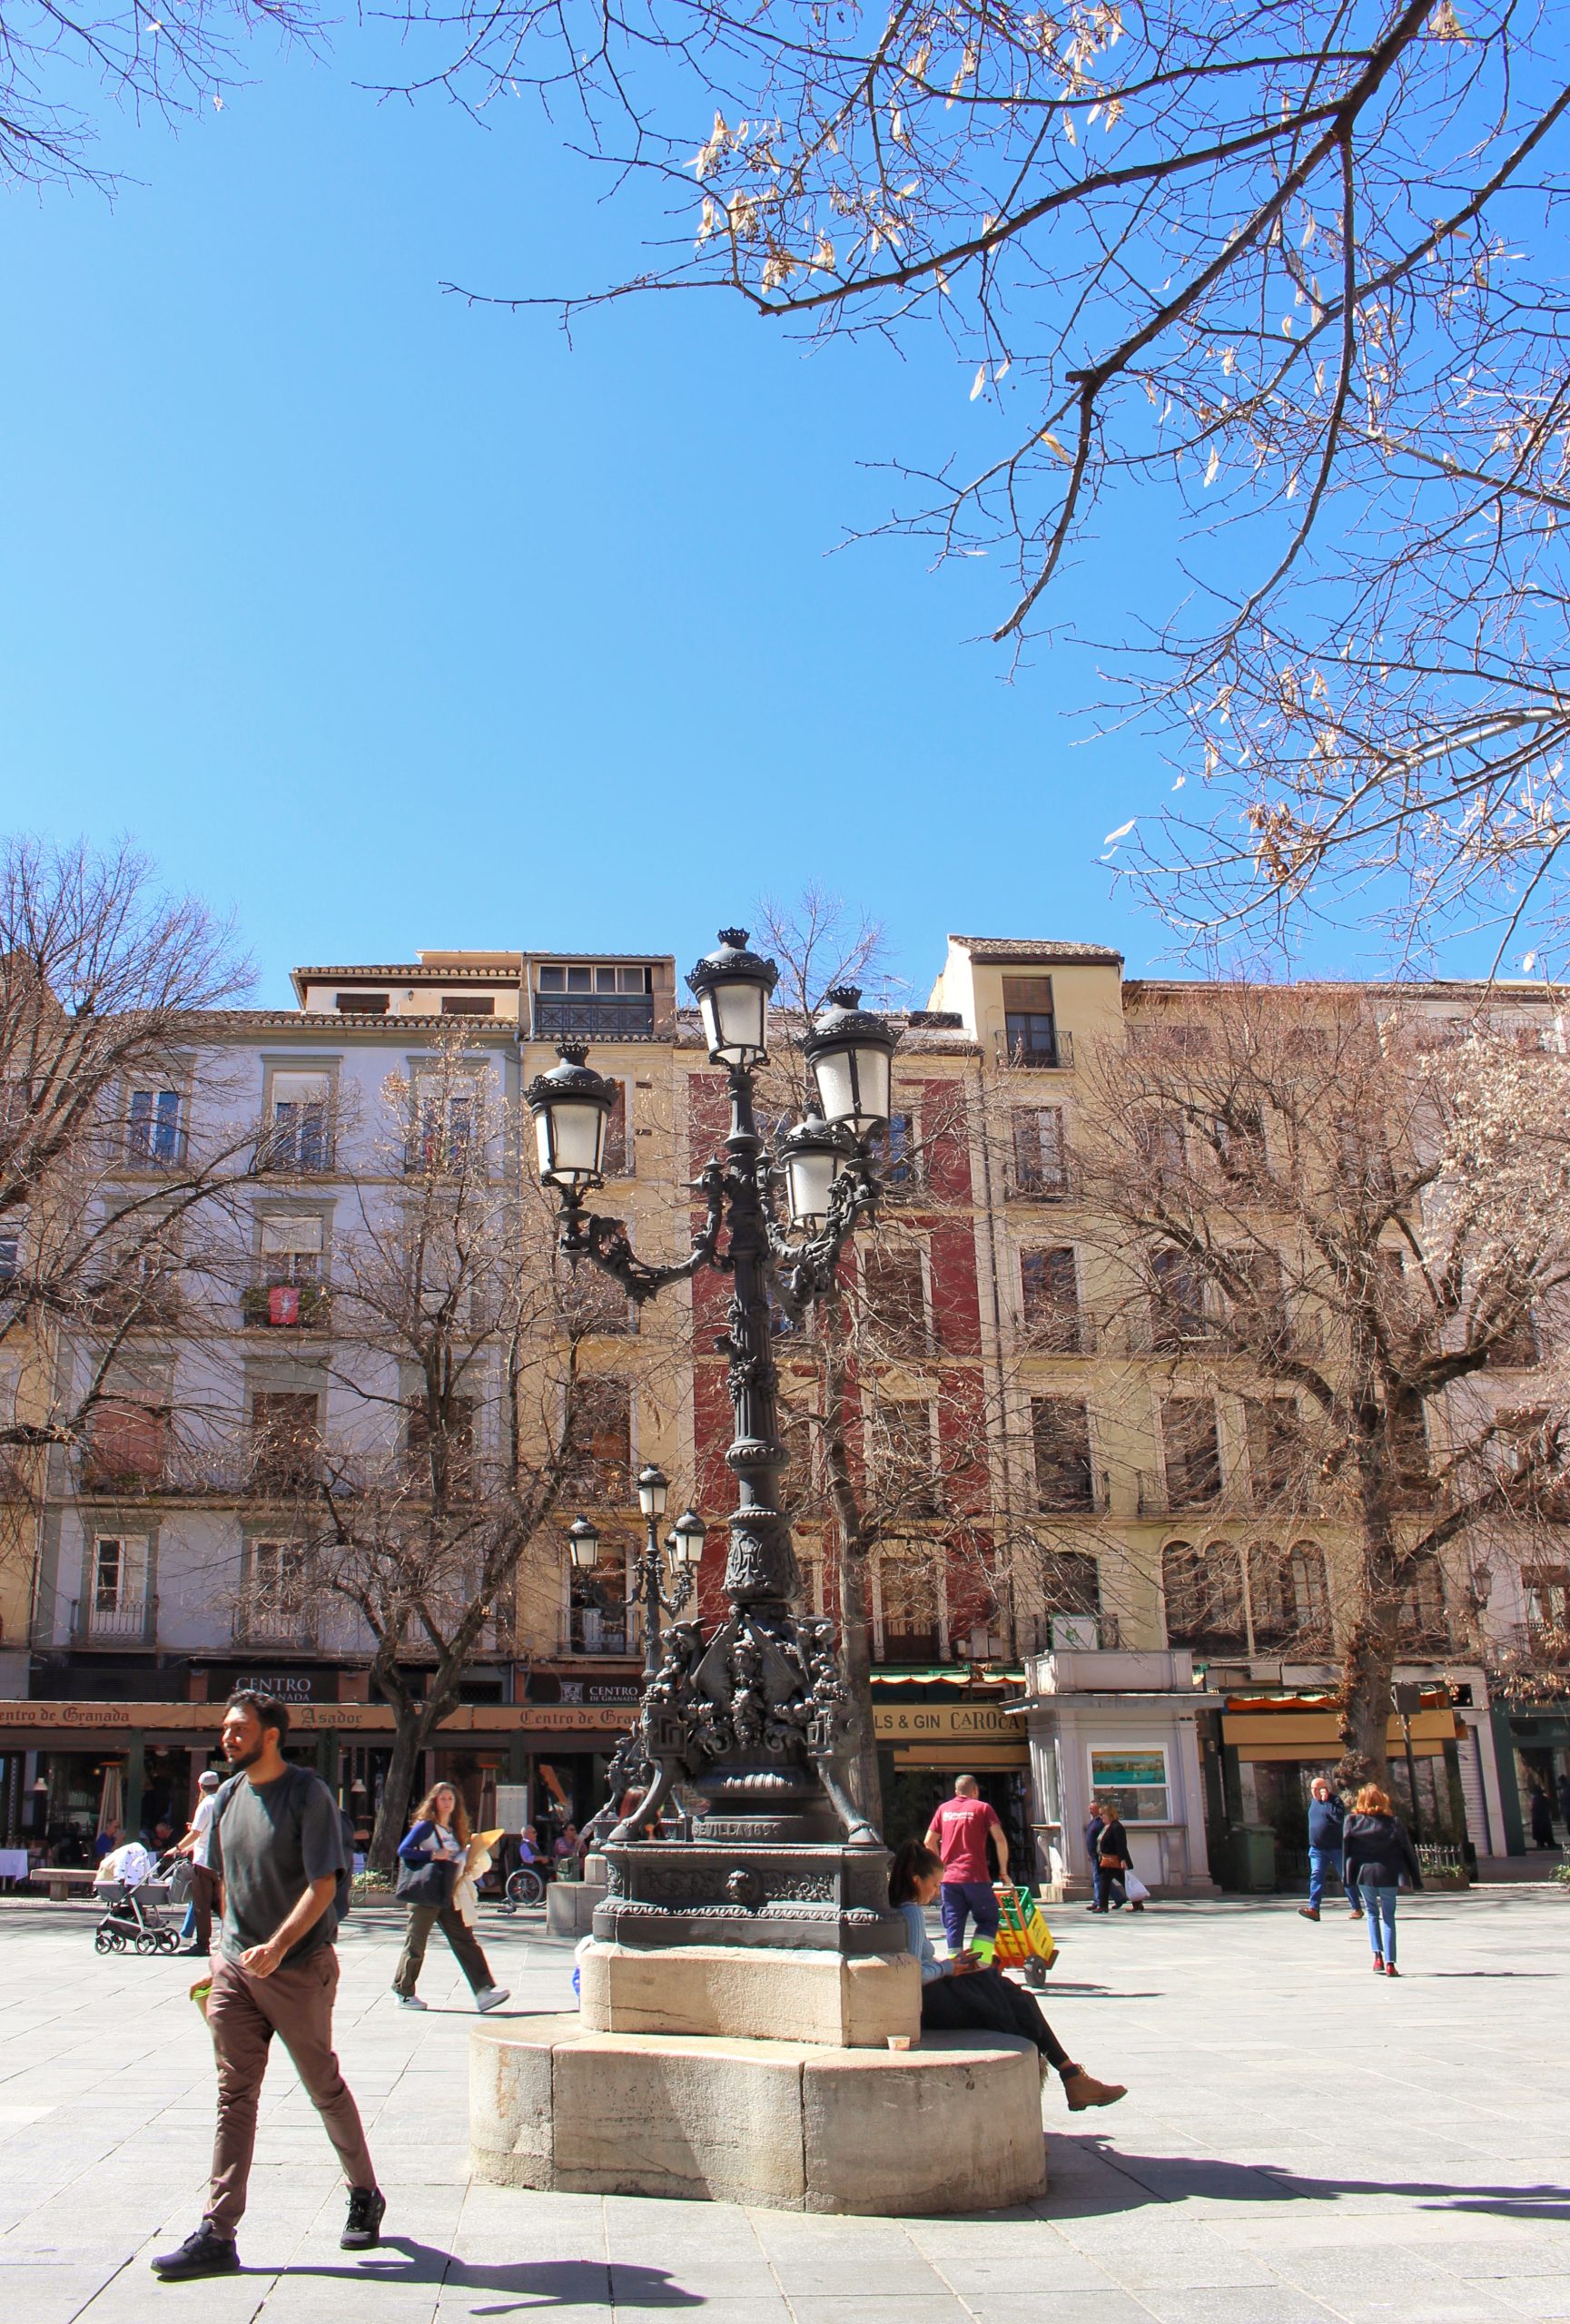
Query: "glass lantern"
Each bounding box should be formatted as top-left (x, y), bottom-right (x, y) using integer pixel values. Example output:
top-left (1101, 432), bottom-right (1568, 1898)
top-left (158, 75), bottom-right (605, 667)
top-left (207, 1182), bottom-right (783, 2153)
top-left (526, 1046), bottom-right (616, 1191)
top-left (779, 1113), bottom-right (854, 1230)
top-left (804, 986), bottom-right (896, 1137)
top-left (686, 929), bottom-right (778, 1066)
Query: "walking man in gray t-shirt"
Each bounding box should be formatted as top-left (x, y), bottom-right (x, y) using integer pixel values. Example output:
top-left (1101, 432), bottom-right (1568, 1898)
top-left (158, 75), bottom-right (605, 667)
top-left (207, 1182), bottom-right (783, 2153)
top-left (153, 1691), bottom-right (384, 2280)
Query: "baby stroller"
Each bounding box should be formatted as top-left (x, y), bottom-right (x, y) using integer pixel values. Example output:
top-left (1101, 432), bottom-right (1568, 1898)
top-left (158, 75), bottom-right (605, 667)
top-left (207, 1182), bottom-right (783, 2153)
top-left (94, 1851), bottom-right (185, 1955)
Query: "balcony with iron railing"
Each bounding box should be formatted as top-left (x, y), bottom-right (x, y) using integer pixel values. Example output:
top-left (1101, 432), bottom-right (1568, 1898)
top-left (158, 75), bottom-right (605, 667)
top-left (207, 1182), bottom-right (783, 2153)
top-left (1034, 1467), bottom-right (1110, 1517)
top-left (242, 1282), bottom-right (331, 1330)
top-left (560, 1609), bottom-right (636, 1657)
top-left (996, 1027), bottom-right (1074, 1072)
top-left (533, 994), bottom-right (657, 1042)
top-left (72, 1593), bottom-right (158, 1647)
top-left (232, 1600), bottom-right (319, 1649)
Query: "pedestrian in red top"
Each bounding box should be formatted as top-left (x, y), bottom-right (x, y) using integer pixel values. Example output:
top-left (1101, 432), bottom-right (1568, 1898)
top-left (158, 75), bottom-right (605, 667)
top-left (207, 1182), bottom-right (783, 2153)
top-left (923, 1775), bottom-right (1009, 1955)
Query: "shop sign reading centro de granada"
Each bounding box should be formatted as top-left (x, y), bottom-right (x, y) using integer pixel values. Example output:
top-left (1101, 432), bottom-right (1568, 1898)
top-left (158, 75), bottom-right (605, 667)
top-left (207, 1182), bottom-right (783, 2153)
top-left (871, 1704), bottom-right (1021, 1740)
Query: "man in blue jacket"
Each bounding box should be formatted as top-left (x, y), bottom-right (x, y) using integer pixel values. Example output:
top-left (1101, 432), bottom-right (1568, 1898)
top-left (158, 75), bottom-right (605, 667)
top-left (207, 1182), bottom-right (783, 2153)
top-left (1299, 1777), bottom-right (1348, 1921)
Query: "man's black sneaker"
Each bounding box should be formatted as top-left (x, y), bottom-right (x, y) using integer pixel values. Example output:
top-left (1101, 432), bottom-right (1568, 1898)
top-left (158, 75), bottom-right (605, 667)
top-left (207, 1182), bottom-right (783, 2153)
top-left (341, 2187), bottom-right (386, 2251)
top-left (151, 2224), bottom-right (240, 2280)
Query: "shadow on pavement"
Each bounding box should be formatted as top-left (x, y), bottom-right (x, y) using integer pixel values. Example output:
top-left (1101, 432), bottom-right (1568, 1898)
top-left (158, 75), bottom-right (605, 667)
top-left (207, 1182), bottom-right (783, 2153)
top-left (273, 2240), bottom-right (703, 2309)
top-left (1045, 2139), bottom-right (1570, 2222)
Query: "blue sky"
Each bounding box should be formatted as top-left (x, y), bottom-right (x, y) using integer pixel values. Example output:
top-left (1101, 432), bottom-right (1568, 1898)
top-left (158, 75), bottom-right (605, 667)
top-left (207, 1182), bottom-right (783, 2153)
top-left (0, 30), bottom-right (1485, 1010)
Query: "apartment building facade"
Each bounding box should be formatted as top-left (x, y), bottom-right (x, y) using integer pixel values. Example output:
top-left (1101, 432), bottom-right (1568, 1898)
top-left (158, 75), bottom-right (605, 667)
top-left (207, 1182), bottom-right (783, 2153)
top-left (3, 930), bottom-right (1563, 1886)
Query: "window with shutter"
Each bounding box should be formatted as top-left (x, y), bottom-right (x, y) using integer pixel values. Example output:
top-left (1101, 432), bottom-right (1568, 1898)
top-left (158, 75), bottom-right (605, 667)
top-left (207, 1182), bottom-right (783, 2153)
top-left (1161, 1397), bottom-right (1221, 1508)
top-left (266, 1072), bottom-right (332, 1173)
top-left (1032, 1397), bottom-right (1096, 1511)
top-left (1021, 1246), bottom-right (1081, 1350)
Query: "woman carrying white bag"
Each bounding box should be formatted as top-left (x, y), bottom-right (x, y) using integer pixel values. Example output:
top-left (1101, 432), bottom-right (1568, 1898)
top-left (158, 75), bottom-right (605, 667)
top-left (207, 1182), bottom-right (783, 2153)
top-left (1093, 1807), bottom-right (1148, 1913)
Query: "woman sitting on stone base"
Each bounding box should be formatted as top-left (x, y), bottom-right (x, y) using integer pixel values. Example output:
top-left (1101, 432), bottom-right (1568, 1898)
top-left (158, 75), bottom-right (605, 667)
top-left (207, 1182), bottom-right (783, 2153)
top-left (889, 1841), bottom-right (1125, 2112)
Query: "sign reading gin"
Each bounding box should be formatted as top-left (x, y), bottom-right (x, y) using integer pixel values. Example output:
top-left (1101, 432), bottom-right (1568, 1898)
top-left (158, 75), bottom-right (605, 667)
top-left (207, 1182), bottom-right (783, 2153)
top-left (872, 1704), bottom-right (1021, 1740)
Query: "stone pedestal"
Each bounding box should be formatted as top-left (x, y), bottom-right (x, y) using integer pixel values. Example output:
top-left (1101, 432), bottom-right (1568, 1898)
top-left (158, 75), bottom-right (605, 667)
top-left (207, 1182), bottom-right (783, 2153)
top-left (580, 1940), bottom-right (919, 2047)
top-left (470, 2015), bottom-right (1047, 2214)
top-left (546, 1879), bottom-right (607, 1940)
top-left (596, 1837), bottom-right (906, 1955)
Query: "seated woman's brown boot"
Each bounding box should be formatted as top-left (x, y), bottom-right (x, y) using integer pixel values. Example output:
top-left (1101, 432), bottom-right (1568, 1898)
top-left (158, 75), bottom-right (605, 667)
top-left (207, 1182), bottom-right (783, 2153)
top-left (1061, 2068), bottom-right (1127, 2111)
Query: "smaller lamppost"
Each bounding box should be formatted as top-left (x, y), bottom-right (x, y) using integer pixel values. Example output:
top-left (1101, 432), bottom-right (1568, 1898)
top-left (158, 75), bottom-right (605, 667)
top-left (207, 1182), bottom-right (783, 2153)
top-left (567, 1502), bottom-right (706, 1674)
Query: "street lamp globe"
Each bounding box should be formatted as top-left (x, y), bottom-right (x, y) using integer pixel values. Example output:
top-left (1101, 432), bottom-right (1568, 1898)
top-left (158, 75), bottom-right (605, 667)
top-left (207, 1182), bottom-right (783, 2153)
top-left (686, 930), bottom-right (778, 1067)
top-left (526, 1046), bottom-right (616, 1192)
top-left (804, 987), bottom-right (895, 1137)
top-left (778, 1113), bottom-right (854, 1230)
top-left (566, 1515), bottom-right (602, 1572)
top-left (637, 1463), bottom-right (670, 1519)
top-left (670, 1507), bottom-right (707, 1566)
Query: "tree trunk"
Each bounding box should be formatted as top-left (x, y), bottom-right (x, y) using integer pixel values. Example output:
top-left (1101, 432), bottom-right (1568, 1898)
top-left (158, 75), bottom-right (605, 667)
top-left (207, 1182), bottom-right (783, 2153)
top-left (370, 1715), bottom-right (421, 1873)
top-left (834, 1541), bottom-right (884, 1834)
top-left (1337, 1612), bottom-right (1396, 1788)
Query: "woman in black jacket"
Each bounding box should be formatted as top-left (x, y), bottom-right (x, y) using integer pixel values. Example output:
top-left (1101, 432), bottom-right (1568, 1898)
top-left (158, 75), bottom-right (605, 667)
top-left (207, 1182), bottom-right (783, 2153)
top-left (1091, 1810), bottom-right (1141, 1913)
top-left (1341, 1783), bottom-right (1422, 1977)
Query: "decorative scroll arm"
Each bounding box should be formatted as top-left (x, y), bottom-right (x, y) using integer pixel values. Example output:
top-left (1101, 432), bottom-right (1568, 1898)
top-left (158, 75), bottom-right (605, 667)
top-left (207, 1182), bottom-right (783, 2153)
top-left (559, 1157), bottom-right (726, 1305)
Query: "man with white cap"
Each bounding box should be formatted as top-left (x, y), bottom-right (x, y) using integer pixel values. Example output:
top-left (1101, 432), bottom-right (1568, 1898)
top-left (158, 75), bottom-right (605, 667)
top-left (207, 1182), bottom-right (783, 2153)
top-left (175, 1768), bottom-right (224, 1955)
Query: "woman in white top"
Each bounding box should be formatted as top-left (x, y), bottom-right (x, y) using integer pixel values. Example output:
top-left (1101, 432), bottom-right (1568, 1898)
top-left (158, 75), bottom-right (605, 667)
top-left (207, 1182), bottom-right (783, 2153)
top-left (891, 1841), bottom-right (1125, 2112)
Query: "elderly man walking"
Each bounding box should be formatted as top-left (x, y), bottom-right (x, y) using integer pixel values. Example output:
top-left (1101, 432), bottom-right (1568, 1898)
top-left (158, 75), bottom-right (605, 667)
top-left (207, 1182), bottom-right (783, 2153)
top-left (1299, 1777), bottom-right (1348, 1923)
top-left (924, 1775), bottom-right (1009, 1956)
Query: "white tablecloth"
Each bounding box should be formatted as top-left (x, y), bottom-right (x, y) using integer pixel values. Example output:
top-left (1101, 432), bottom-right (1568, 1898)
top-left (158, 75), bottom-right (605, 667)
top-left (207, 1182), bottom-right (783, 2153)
top-left (0, 1848), bottom-right (30, 1883)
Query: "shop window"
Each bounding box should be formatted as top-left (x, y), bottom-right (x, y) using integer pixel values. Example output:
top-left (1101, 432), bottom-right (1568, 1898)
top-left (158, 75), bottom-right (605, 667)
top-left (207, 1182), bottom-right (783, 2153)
top-left (1089, 1748), bottom-right (1170, 1824)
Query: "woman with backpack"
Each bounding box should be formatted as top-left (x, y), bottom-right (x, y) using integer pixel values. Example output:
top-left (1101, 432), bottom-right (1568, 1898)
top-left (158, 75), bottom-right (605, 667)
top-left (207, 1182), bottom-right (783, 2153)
top-left (1341, 1782), bottom-right (1423, 1978)
top-left (392, 1784), bottom-right (509, 2012)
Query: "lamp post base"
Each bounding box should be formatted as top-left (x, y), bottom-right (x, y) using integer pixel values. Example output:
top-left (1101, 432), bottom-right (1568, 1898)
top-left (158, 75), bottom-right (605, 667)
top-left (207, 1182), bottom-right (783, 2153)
top-left (595, 1838), bottom-right (906, 1955)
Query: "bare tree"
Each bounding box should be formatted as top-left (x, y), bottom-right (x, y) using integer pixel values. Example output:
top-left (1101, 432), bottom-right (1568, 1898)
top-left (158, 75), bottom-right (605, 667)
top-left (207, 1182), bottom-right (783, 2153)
top-left (230, 1028), bottom-right (597, 1867)
top-left (0, 837), bottom-right (258, 1512)
top-left (401, 2), bottom-right (1570, 959)
top-left (1066, 985), bottom-right (1570, 1780)
top-left (0, 0), bottom-right (321, 190)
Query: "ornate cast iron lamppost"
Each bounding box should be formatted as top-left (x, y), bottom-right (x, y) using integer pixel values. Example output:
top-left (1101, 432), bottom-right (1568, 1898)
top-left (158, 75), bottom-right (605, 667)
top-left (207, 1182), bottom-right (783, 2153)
top-left (528, 931), bottom-right (902, 1955)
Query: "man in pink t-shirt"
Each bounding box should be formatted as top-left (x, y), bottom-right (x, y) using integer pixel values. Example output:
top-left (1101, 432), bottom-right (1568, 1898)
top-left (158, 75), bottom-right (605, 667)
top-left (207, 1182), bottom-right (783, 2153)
top-left (924, 1776), bottom-right (1010, 1953)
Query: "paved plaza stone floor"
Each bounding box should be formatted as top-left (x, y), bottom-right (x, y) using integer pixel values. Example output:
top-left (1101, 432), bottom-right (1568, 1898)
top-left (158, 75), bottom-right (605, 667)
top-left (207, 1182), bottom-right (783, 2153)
top-left (0, 1885), bottom-right (1567, 2324)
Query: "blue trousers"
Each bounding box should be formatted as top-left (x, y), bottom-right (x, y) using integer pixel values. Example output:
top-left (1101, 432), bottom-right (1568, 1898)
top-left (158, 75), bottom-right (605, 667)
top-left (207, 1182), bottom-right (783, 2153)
top-left (939, 1880), bottom-right (999, 1950)
top-left (1359, 1882), bottom-right (1398, 1964)
top-left (1307, 1847), bottom-right (1345, 1909)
